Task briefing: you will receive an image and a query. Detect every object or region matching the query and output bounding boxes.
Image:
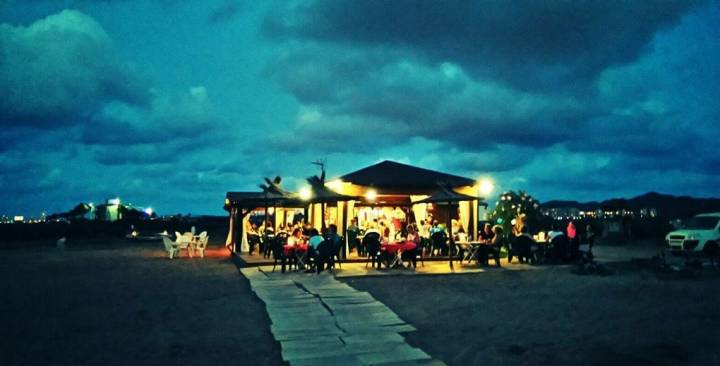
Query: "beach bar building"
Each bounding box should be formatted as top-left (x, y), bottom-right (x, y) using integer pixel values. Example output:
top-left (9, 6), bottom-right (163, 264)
top-left (225, 160), bottom-right (487, 256)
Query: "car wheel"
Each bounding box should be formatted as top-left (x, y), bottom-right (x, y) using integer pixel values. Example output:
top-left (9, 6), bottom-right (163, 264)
top-left (703, 241), bottom-right (720, 270)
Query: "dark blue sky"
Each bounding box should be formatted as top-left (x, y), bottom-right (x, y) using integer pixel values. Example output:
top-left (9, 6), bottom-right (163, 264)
top-left (1, 0), bottom-right (719, 216)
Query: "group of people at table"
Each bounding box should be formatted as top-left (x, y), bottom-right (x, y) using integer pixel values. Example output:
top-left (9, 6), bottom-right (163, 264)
top-left (246, 221), bottom-right (343, 273)
top-left (505, 214), bottom-right (596, 264)
top-left (244, 212), bottom-right (595, 272)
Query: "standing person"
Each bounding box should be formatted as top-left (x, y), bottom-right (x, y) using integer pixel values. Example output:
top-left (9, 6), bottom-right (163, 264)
top-left (419, 220), bottom-right (430, 239)
top-left (379, 221), bottom-right (390, 243)
top-left (346, 218), bottom-right (361, 255)
top-left (429, 220), bottom-right (444, 235)
top-left (585, 224), bottom-right (596, 246)
top-left (512, 214), bottom-right (527, 237)
top-left (567, 221), bottom-right (578, 259)
top-left (508, 214), bottom-right (527, 263)
top-left (566, 221), bottom-right (577, 241)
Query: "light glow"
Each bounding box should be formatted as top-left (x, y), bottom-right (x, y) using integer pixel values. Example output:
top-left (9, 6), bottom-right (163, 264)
top-left (365, 189), bottom-right (377, 202)
top-left (299, 187), bottom-right (312, 201)
top-left (144, 207), bottom-right (153, 215)
top-left (326, 179), bottom-right (343, 192)
top-left (477, 178), bottom-right (495, 197)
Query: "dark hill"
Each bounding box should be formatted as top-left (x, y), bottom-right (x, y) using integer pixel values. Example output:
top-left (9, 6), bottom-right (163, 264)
top-left (540, 192), bottom-right (720, 218)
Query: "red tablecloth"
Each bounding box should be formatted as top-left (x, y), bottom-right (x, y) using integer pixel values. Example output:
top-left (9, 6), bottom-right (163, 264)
top-left (381, 241), bottom-right (417, 254)
top-left (283, 244), bottom-right (308, 256)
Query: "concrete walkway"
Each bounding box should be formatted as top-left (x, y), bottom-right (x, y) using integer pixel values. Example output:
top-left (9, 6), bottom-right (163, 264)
top-left (240, 267), bottom-right (446, 365)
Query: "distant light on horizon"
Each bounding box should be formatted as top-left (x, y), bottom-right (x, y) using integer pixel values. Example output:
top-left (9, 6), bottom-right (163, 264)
top-left (144, 207), bottom-right (153, 215)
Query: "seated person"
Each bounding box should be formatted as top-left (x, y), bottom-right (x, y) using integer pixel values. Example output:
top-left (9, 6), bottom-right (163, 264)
top-left (401, 225), bottom-right (421, 268)
top-left (430, 230), bottom-right (449, 256)
top-left (548, 224), bottom-right (569, 262)
top-left (478, 225), bottom-right (503, 266)
top-left (362, 231), bottom-right (382, 268)
top-left (479, 223), bottom-right (495, 243)
top-left (455, 227), bottom-right (467, 243)
top-left (510, 227), bottom-right (536, 264)
top-left (287, 228), bottom-right (304, 246)
top-left (325, 224), bottom-right (342, 269)
top-left (306, 229), bottom-right (324, 272)
top-left (247, 223), bottom-right (261, 254)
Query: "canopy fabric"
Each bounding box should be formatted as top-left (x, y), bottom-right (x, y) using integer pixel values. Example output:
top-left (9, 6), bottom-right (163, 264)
top-left (339, 160), bottom-right (475, 192)
top-left (412, 186), bottom-right (480, 205)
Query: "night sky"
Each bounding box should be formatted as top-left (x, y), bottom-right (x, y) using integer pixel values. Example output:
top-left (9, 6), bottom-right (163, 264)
top-left (1, 0), bottom-right (719, 217)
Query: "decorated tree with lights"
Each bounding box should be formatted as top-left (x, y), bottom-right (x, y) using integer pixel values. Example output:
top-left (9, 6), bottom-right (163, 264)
top-left (488, 190), bottom-right (542, 235)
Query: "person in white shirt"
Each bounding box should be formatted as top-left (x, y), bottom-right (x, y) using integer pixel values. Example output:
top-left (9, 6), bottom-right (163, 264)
top-left (287, 228), bottom-right (304, 246)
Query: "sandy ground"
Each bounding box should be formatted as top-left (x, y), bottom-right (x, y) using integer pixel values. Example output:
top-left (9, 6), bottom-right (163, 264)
top-left (344, 262), bottom-right (720, 366)
top-left (2, 241), bottom-right (720, 366)
top-left (0, 243), bottom-right (283, 366)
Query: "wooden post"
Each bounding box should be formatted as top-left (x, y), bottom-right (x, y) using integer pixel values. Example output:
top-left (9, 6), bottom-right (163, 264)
top-left (448, 201), bottom-right (453, 269)
top-left (304, 205), bottom-right (309, 226)
top-left (322, 202), bottom-right (327, 231)
top-left (236, 208), bottom-right (245, 254)
top-left (264, 193), bottom-right (269, 232)
top-left (342, 201), bottom-right (349, 259)
top-left (471, 199), bottom-right (476, 241)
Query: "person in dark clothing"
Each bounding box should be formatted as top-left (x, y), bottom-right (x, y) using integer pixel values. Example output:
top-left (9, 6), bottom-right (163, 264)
top-left (324, 224), bottom-right (342, 270)
top-left (363, 232), bottom-right (382, 268)
top-left (346, 219), bottom-right (361, 255)
top-left (479, 223), bottom-right (495, 243)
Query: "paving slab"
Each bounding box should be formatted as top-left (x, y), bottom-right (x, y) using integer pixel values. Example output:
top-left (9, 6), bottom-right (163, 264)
top-left (240, 266), bottom-right (442, 365)
top-left (281, 336), bottom-right (344, 351)
top-left (340, 323), bottom-right (418, 334)
top-left (357, 344), bottom-right (431, 365)
top-left (341, 333), bottom-right (406, 345)
top-left (272, 327), bottom-right (345, 341)
top-left (289, 354), bottom-right (364, 366)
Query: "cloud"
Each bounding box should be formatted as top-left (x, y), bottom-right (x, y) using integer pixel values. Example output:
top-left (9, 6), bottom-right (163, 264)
top-left (265, 0), bottom-right (703, 90)
top-left (267, 47), bottom-right (593, 150)
top-left (255, 0), bottom-right (720, 208)
top-left (0, 9), bottom-right (150, 128)
top-left (81, 85), bottom-right (219, 146)
top-left (208, 1), bottom-right (243, 24)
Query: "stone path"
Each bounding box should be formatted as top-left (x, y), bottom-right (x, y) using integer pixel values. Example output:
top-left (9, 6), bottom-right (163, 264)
top-left (240, 267), bottom-right (446, 365)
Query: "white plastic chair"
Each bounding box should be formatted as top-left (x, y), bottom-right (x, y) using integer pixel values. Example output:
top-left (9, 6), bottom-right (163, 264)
top-left (195, 234), bottom-right (209, 258)
top-left (162, 236), bottom-right (180, 259)
top-left (176, 232), bottom-right (192, 257)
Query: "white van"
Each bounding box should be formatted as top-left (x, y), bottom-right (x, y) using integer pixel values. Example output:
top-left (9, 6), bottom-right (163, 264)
top-left (665, 213), bottom-right (720, 256)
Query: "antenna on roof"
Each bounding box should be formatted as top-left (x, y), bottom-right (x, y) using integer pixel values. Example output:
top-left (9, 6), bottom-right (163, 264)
top-left (311, 159), bottom-right (326, 182)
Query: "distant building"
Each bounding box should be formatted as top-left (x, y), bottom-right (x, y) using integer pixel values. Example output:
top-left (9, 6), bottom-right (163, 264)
top-left (93, 198), bottom-right (124, 221)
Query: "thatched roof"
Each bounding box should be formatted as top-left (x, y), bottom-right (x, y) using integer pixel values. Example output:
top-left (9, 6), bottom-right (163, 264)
top-left (339, 160), bottom-right (475, 193)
